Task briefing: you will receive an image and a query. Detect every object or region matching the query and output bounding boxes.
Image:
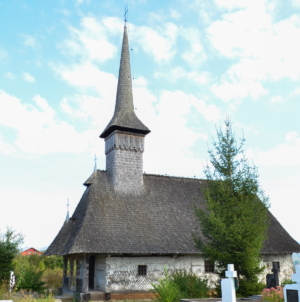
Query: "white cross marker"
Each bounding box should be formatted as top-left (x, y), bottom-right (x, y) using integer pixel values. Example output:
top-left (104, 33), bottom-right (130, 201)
top-left (222, 264), bottom-right (237, 302)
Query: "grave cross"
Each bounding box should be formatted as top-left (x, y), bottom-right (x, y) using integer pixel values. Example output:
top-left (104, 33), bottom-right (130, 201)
top-left (226, 264), bottom-right (237, 278)
top-left (222, 264), bottom-right (237, 302)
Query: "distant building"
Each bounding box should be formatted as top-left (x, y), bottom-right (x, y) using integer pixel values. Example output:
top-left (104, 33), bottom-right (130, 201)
top-left (21, 247), bottom-right (42, 256)
top-left (45, 22), bottom-right (300, 301)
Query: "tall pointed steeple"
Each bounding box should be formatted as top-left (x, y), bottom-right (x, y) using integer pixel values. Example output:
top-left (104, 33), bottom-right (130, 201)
top-left (100, 24), bottom-right (150, 192)
top-left (100, 25), bottom-right (150, 139)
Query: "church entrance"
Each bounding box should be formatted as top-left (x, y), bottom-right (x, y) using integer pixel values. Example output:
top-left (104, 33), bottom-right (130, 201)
top-left (89, 255), bottom-right (95, 289)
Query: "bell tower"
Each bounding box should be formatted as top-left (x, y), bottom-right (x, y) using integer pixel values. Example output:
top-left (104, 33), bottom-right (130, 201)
top-left (100, 24), bottom-right (150, 192)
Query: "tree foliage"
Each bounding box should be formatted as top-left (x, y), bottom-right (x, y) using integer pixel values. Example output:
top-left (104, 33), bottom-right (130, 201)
top-left (194, 118), bottom-right (269, 281)
top-left (14, 254), bottom-right (63, 293)
top-left (0, 228), bottom-right (24, 283)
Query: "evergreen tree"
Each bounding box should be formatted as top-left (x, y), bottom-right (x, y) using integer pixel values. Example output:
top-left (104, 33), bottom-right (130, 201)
top-left (0, 228), bottom-right (24, 283)
top-left (194, 118), bottom-right (269, 281)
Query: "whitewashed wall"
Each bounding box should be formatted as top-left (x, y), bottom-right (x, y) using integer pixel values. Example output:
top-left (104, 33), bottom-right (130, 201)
top-left (94, 253), bottom-right (294, 292)
top-left (260, 254), bottom-right (294, 284)
top-left (102, 255), bottom-right (217, 292)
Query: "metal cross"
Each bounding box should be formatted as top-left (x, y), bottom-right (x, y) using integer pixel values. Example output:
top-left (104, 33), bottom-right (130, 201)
top-left (124, 4), bottom-right (128, 23)
top-left (94, 154), bottom-right (97, 171)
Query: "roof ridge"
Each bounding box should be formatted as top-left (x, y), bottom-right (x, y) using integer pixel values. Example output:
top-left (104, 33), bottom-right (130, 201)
top-left (143, 173), bottom-right (203, 181)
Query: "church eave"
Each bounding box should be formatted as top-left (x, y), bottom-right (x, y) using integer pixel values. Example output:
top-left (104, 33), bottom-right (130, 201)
top-left (100, 125), bottom-right (150, 139)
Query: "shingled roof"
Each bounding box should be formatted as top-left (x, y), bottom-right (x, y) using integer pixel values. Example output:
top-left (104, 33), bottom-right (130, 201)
top-left (100, 26), bottom-right (150, 139)
top-left (45, 171), bottom-right (300, 256)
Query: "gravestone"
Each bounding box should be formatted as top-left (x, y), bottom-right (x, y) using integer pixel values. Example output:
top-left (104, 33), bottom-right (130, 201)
top-left (267, 263), bottom-right (280, 288)
top-left (221, 264), bottom-right (237, 302)
top-left (284, 265), bottom-right (300, 302)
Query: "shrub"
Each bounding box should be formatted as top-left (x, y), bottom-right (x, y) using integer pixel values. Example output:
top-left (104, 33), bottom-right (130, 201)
top-left (152, 269), bottom-right (210, 302)
top-left (43, 255), bottom-right (63, 270)
top-left (14, 253), bottom-right (63, 294)
top-left (0, 280), bottom-right (11, 300)
top-left (17, 265), bottom-right (45, 293)
top-left (42, 267), bottom-right (63, 294)
top-left (152, 270), bottom-right (180, 302)
top-left (261, 286), bottom-right (284, 302)
top-left (281, 279), bottom-right (296, 287)
top-left (237, 278), bottom-right (265, 297)
top-left (170, 269), bottom-right (209, 298)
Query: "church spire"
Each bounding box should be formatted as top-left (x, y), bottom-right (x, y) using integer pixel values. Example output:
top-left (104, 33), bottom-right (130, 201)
top-left (100, 22), bottom-right (149, 192)
top-left (100, 24), bottom-right (150, 139)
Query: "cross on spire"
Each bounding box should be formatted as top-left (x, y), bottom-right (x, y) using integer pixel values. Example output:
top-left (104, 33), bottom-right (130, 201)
top-left (65, 198), bottom-right (70, 222)
top-left (94, 154), bottom-right (97, 171)
top-left (124, 4), bottom-right (128, 24)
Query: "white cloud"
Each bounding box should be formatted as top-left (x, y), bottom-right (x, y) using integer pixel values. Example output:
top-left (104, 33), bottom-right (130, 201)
top-left (0, 90), bottom-right (93, 154)
top-left (56, 9), bottom-right (70, 16)
top-left (0, 47), bottom-right (8, 63)
top-left (60, 94), bottom-right (105, 128)
top-left (133, 76), bottom-right (148, 87)
top-left (209, 7), bottom-right (300, 77)
top-left (142, 89), bottom-right (211, 176)
top-left (52, 62), bottom-right (117, 99)
top-left (170, 9), bottom-right (181, 19)
top-left (4, 72), bottom-right (15, 80)
top-left (23, 72), bottom-right (35, 83)
top-left (207, 2), bottom-right (300, 101)
top-left (211, 81), bottom-right (268, 101)
top-left (59, 17), bottom-right (118, 63)
top-left (22, 34), bottom-right (39, 48)
top-left (286, 131), bottom-right (298, 142)
top-left (132, 22), bottom-right (178, 63)
top-left (270, 95), bottom-right (284, 103)
top-left (256, 132), bottom-right (300, 167)
top-left (292, 0), bottom-right (300, 7)
top-left (155, 66), bottom-right (211, 85)
top-left (180, 27), bottom-right (206, 67)
top-left (0, 134), bottom-right (16, 154)
top-left (293, 88), bottom-right (300, 95)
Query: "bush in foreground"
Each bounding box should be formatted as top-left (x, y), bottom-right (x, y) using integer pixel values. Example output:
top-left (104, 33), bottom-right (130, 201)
top-left (152, 269), bottom-right (209, 302)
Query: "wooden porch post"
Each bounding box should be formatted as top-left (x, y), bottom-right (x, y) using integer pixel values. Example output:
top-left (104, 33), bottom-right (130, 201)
top-left (81, 254), bottom-right (89, 293)
top-left (75, 257), bottom-right (81, 292)
top-left (69, 257), bottom-right (74, 290)
top-left (63, 255), bottom-right (68, 288)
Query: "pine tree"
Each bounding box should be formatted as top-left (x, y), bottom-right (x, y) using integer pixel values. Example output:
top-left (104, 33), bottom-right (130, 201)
top-left (194, 118), bottom-right (269, 281)
top-left (0, 228), bottom-right (24, 283)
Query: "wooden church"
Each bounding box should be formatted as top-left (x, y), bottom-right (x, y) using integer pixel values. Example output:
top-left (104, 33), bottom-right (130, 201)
top-left (45, 23), bottom-right (300, 301)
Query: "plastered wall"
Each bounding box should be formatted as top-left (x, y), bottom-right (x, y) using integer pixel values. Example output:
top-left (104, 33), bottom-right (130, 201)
top-left (94, 254), bottom-right (294, 292)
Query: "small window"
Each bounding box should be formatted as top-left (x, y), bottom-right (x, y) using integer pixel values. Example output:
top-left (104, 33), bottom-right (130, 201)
top-left (205, 261), bottom-right (215, 273)
top-left (272, 262), bottom-right (280, 270)
top-left (138, 265), bottom-right (147, 276)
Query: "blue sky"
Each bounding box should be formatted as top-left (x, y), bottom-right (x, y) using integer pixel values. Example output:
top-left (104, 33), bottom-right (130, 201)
top-left (1, 0), bottom-right (300, 249)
